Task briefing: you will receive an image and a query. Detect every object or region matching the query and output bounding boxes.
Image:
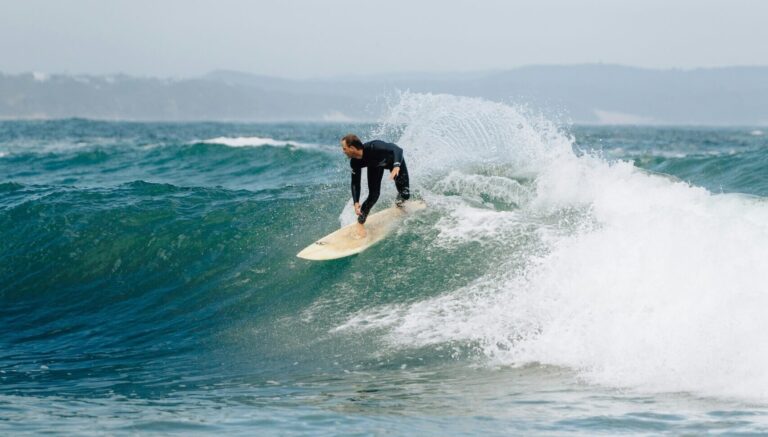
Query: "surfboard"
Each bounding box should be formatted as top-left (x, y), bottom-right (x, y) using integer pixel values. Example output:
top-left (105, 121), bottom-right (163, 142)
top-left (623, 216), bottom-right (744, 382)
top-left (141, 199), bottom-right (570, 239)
top-left (296, 200), bottom-right (426, 260)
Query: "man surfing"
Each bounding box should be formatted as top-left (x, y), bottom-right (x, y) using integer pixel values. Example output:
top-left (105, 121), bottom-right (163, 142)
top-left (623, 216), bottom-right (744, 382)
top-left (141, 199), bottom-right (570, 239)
top-left (340, 134), bottom-right (410, 238)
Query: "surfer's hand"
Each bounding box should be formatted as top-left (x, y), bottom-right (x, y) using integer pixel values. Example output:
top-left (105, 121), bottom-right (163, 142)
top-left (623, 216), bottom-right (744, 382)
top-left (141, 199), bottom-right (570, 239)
top-left (354, 202), bottom-right (362, 216)
top-left (389, 167), bottom-right (400, 180)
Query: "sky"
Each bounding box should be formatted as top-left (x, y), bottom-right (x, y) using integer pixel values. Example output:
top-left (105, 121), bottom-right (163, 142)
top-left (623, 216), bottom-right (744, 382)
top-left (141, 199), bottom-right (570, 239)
top-left (1, 0), bottom-right (767, 79)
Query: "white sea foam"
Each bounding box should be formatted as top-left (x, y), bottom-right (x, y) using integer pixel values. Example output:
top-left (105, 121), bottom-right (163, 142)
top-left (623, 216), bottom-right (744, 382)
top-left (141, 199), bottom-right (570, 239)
top-left (373, 92), bottom-right (572, 180)
top-left (0, 140), bottom-right (97, 155)
top-left (432, 171), bottom-right (532, 207)
top-left (201, 136), bottom-right (318, 149)
top-left (335, 92), bottom-right (768, 402)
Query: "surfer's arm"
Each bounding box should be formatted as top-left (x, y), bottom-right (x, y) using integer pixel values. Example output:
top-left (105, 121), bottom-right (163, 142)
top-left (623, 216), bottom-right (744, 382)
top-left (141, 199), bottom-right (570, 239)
top-left (358, 166), bottom-right (384, 224)
top-left (391, 144), bottom-right (403, 168)
top-left (389, 145), bottom-right (403, 179)
top-left (351, 165), bottom-right (361, 204)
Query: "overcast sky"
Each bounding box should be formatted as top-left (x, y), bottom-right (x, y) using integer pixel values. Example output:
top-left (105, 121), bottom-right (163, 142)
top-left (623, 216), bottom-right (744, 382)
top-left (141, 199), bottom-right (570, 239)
top-left (1, 0), bottom-right (766, 79)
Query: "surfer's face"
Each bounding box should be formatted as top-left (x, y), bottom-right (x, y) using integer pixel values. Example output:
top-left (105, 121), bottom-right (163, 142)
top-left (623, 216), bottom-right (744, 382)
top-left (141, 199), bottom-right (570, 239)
top-left (341, 140), bottom-right (361, 159)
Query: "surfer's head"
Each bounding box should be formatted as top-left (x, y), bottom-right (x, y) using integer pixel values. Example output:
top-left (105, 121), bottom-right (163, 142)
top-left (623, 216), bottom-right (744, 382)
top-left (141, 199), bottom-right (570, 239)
top-left (341, 134), bottom-right (364, 159)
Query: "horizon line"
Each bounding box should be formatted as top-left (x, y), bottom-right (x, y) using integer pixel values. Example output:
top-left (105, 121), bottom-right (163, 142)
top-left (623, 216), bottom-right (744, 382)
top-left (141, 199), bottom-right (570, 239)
top-left (1, 116), bottom-right (766, 129)
top-left (4, 63), bottom-right (768, 82)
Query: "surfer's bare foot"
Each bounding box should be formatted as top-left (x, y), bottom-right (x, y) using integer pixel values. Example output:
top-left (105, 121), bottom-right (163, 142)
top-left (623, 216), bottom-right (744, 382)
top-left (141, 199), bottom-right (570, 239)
top-left (354, 223), bottom-right (367, 238)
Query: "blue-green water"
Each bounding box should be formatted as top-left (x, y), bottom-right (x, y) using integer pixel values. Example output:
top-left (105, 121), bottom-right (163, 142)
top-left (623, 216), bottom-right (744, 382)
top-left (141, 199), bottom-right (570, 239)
top-left (3, 94), bottom-right (768, 435)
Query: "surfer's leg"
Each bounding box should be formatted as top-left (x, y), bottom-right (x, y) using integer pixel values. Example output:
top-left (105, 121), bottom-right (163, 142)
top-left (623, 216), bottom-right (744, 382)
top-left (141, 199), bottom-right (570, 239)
top-left (359, 166), bottom-right (384, 223)
top-left (395, 160), bottom-right (410, 207)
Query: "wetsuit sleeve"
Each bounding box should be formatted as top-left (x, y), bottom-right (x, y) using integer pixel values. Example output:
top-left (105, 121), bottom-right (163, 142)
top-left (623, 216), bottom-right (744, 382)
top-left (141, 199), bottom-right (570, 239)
top-left (350, 161), bottom-right (361, 203)
top-left (359, 166), bottom-right (384, 224)
top-left (392, 144), bottom-right (403, 167)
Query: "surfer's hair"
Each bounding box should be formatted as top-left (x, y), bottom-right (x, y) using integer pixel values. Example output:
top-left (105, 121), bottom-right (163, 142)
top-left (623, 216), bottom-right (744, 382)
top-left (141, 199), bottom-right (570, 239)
top-left (342, 134), bottom-right (363, 149)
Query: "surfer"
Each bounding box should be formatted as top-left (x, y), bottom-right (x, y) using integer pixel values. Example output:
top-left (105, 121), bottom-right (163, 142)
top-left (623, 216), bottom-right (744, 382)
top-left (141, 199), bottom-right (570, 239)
top-left (341, 134), bottom-right (410, 238)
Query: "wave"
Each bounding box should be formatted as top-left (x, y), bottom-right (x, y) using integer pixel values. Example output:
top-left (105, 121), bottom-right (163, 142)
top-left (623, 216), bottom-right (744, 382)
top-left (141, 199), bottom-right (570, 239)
top-left (0, 180), bottom-right (302, 343)
top-left (4, 104), bottom-right (768, 405)
top-left (0, 137), bottom-right (321, 157)
top-left (0, 138), bottom-right (337, 192)
top-left (200, 136), bottom-right (321, 149)
top-left (334, 92), bottom-right (768, 402)
top-left (630, 148), bottom-right (768, 196)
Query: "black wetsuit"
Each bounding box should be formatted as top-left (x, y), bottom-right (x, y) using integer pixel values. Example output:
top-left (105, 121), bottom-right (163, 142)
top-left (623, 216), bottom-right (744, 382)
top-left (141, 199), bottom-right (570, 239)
top-left (350, 140), bottom-right (410, 224)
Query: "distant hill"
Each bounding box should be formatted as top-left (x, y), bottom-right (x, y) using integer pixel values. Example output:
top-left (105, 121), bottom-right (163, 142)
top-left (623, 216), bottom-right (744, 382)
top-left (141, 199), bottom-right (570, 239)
top-left (1, 65), bottom-right (767, 125)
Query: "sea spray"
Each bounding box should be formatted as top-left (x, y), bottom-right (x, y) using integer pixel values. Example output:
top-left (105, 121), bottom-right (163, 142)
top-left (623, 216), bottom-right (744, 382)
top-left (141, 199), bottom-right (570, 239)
top-left (335, 93), bottom-right (768, 401)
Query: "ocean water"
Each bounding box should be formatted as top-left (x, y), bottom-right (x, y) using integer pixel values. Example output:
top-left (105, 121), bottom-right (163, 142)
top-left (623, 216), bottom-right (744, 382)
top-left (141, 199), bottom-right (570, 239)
top-left (2, 93), bottom-right (768, 435)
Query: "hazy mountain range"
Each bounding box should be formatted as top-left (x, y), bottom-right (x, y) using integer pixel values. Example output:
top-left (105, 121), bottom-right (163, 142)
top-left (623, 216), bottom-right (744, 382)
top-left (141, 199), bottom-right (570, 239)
top-left (1, 65), bottom-right (766, 125)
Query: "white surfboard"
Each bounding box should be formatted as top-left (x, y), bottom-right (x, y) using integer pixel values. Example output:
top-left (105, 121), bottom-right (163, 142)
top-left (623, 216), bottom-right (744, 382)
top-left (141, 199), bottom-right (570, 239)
top-left (297, 200), bottom-right (426, 260)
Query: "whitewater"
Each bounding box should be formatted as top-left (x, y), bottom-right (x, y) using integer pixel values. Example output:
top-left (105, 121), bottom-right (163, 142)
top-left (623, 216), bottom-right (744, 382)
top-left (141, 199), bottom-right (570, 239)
top-left (339, 93), bottom-right (768, 402)
top-left (2, 93), bottom-right (768, 435)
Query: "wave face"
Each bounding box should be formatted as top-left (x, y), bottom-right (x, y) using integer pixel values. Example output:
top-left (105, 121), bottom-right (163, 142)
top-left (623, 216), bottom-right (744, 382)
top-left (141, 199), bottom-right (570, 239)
top-left (2, 108), bottom-right (768, 434)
